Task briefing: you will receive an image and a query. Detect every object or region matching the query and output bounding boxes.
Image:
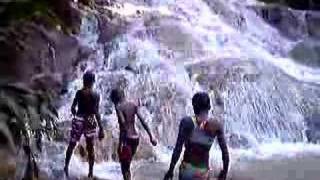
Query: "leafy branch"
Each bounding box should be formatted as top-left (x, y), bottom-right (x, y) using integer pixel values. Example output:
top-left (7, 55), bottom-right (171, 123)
top-left (0, 82), bottom-right (59, 178)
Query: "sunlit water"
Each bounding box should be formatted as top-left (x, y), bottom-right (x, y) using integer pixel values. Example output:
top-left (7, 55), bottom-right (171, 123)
top-left (46, 0), bottom-right (320, 178)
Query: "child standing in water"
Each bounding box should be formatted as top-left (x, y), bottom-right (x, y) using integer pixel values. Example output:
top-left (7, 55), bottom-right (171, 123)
top-left (164, 92), bottom-right (229, 180)
top-left (64, 71), bottom-right (104, 178)
top-left (110, 88), bottom-right (157, 180)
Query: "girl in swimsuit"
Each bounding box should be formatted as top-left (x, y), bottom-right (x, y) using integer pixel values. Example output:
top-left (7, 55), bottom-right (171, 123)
top-left (164, 92), bottom-right (229, 180)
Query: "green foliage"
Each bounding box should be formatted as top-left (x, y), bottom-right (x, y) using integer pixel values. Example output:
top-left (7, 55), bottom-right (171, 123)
top-left (0, 82), bottom-right (59, 178)
top-left (0, 0), bottom-right (50, 26)
top-left (0, 83), bottom-right (59, 143)
top-left (0, 0), bottom-right (76, 34)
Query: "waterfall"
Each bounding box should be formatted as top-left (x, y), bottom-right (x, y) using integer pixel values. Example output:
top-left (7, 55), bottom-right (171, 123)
top-left (50, 0), bottom-right (320, 178)
top-left (65, 0), bottom-right (313, 145)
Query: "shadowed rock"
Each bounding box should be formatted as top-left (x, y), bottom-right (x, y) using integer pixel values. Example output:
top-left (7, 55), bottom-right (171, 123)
top-left (251, 5), bottom-right (307, 40)
top-left (306, 12), bottom-right (320, 39)
top-left (289, 40), bottom-right (320, 67)
top-left (257, 0), bottom-right (320, 10)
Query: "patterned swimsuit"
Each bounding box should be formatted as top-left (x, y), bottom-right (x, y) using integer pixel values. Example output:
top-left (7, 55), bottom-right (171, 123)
top-left (179, 117), bottom-right (215, 180)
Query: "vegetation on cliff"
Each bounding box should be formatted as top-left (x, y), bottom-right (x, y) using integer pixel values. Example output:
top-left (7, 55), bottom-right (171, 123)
top-left (0, 0), bottom-right (93, 178)
top-left (0, 83), bottom-right (59, 178)
top-left (0, 0), bottom-right (86, 34)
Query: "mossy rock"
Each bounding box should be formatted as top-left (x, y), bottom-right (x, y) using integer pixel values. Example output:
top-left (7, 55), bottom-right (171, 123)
top-left (0, 0), bottom-right (81, 34)
top-left (0, 0), bottom-right (51, 27)
top-left (79, 0), bottom-right (94, 7)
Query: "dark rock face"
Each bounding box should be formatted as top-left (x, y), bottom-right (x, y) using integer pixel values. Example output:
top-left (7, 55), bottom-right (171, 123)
top-left (0, 3), bottom-right (89, 178)
top-left (0, 1), bottom-right (131, 179)
top-left (50, 0), bottom-right (83, 33)
top-left (252, 6), bottom-right (320, 40)
top-left (0, 1), bottom-right (99, 93)
top-left (286, 0), bottom-right (313, 10)
top-left (0, 21), bottom-right (92, 93)
top-left (203, 0), bottom-right (247, 31)
top-left (306, 12), bottom-right (320, 39)
top-left (257, 0), bottom-right (320, 10)
top-left (251, 5), bottom-right (307, 40)
top-left (96, 13), bottom-right (128, 44)
top-left (252, 6), bottom-right (320, 66)
top-left (289, 40), bottom-right (320, 67)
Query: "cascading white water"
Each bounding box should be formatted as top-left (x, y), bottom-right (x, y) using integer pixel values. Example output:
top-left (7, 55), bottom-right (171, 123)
top-left (51, 0), bottom-right (320, 178)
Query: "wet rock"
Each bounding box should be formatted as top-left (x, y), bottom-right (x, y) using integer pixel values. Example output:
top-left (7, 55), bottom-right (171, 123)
top-left (227, 133), bottom-right (253, 149)
top-left (285, 0), bottom-right (313, 10)
top-left (79, 0), bottom-right (95, 7)
top-left (148, 18), bottom-right (204, 59)
top-left (95, 0), bottom-right (113, 6)
top-left (96, 9), bottom-right (129, 44)
top-left (257, 0), bottom-right (320, 10)
top-left (78, 177), bottom-right (112, 180)
top-left (0, 20), bottom-right (88, 92)
top-left (251, 5), bottom-right (306, 40)
top-left (186, 58), bottom-right (261, 91)
top-left (55, 121), bottom-right (72, 142)
top-left (50, 168), bottom-right (65, 179)
top-left (204, 0), bottom-right (247, 31)
top-left (103, 0), bottom-right (152, 6)
top-left (306, 11), bottom-right (320, 39)
top-left (49, 0), bottom-right (83, 33)
top-left (0, 1), bottom-right (101, 179)
top-left (289, 40), bottom-right (320, 67)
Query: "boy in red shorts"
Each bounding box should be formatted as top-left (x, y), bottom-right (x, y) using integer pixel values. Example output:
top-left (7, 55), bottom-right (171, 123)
top-left (110, 88), bottom-right (157, 180)
top-left (64, 71), bottom-right (104, 178)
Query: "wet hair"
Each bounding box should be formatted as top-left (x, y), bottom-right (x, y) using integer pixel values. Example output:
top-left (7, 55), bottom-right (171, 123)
top-left (192, 92), bottom-right (211, 115)
top-left (83, 71), bottom-right (95, 87)
top-left (110, 88), bottom-right (124, 104)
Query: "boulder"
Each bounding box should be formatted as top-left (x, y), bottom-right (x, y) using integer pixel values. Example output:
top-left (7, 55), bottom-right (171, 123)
top-left (0, 20), bottom-right (92, 93)
top-left (306, 11), bottom-right (320, 39)
top-left (251, 5), bottom-right (306, 40)
top-left (203, 0), bottom-right (247, 31)
top-left (96, 12), bottom-right (128, 44)
top-left (289, 39), bottom-right (320, 67)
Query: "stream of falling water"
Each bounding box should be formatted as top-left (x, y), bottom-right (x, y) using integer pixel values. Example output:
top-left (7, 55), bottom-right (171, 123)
top-left (42, 0), bottom-right (320, 179)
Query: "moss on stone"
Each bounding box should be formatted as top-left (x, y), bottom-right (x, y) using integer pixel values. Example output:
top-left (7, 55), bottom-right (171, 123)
top-left (0, 0), bottom-right (80, 34)
top-left (0, 0), bottom-right (50, 26)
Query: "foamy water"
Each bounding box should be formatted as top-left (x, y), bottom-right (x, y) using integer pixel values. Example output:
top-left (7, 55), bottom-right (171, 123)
top-left (62, 142), bottom-right (320, 179)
